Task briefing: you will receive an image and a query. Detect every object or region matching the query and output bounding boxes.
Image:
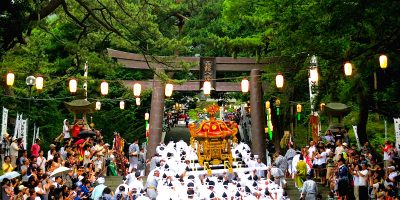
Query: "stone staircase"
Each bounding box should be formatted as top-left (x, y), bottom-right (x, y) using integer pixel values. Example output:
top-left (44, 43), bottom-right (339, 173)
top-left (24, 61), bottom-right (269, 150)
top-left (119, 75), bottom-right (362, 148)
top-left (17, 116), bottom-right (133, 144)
top-left (286, 178), bottom-right (331, 199)
top-left (104, 176), bottom-right (124, 191)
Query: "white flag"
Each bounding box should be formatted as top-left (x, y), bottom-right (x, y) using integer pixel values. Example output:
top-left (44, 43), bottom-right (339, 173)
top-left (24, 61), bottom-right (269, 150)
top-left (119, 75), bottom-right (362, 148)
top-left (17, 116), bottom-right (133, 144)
top-left (33, 123), bottom-right (36, 145)
top-left (13, 113), bottom-right (20, 138)
top-left (394, 118), bottom-right (400, 150)
top-left (1, 107), bottom-right (8, 141)
top-left (352, 125), bottom-right (361, 149)
top-left (22, 119), bottom-right (28, 149)
top-left (36, 127), bottom-right (39, 139)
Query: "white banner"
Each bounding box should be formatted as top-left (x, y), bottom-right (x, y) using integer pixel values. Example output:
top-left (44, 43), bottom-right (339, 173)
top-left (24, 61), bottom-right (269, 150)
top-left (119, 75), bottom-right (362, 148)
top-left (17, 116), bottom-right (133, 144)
top-left (32, 124), bottom-right (39, 145)
top-left (353, 125), bottom-right (361, 149)
top-left (20, 119), bottom-right (28, 149)
top-left (2, 107), bottom-right (8, 141)
top-left (13, 113), bottom-right (20, 138)
top-left (394, 118), bottom-right (400, 150)
top-left (32, 124), bottom-right (36, 145)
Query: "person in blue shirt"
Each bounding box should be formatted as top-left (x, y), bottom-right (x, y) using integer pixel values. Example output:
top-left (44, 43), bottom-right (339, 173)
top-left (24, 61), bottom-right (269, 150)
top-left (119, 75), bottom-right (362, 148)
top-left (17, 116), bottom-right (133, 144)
top-left (79, 179), bottom-right (93, 198)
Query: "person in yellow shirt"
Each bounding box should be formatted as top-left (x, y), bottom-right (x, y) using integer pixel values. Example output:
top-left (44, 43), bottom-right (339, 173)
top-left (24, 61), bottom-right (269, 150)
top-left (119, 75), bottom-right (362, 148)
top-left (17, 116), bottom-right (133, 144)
top-left (2, 156), bottom-right (14, 173)
top-left (295, 154), bottom-right (307, 190)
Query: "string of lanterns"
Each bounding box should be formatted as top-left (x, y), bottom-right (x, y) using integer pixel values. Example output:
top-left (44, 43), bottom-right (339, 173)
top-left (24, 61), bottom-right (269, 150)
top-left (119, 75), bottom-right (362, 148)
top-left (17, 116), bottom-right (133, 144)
top-left (4, 54), bottom-right (389, 110)
top-left (344, 54), bottom-right (388, 77)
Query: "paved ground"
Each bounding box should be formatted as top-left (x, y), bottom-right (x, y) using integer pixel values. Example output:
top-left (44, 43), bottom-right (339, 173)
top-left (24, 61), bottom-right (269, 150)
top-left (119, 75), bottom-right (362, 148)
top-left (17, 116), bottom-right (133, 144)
top-left (164, 125), bottom-right (191, 144)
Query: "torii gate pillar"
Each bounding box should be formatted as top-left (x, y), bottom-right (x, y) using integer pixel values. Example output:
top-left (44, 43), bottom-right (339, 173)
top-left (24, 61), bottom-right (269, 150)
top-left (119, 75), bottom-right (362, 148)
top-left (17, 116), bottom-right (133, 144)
top-left (146, 70), bottom-right (165, 175)
top-left (250, 69), bottom-right (267, 163)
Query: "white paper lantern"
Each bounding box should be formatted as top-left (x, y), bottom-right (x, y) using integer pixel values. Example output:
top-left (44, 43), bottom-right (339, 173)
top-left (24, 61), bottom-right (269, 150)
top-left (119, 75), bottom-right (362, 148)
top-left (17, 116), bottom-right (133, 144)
top-left (344, 62), bottom-right (352, 76)
top-left (6, 72), bottom-right (14, 86)
top-left (96, 101), bottom-right (101, 110)
top-left (275, 73), bottom-right (284, 88)
top-left (133, 83), bottom-right (141, 97)
top-left (379, 55), bottom-right (388, 69)
top-left (203, 81), bottom-right (211, 95)
top-left (120, 101), bottom-right (125, 110)
top-left (241, 78), bottom-right (249, 93)
top-left (136, 97), bottom-right (141, 106)
top-left (35, 76), bottom-right (44, 90)
top-left (165, 83), bottom-right (173, 97)
top-left (69, 79), bottom-right (77, 94)
top-left (100, 81), bottom-right (109, 95)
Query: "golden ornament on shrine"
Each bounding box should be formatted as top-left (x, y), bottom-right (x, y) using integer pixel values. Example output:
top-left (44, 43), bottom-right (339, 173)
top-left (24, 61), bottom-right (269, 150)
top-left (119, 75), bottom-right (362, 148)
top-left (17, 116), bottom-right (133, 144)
top-left (188, 105), bottom-right (238, 166)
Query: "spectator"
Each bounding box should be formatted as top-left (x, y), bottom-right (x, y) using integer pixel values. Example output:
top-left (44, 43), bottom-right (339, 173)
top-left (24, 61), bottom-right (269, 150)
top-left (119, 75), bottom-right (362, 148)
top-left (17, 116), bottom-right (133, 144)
top-left (2, 156), bottom-right (14, 173)
top-left (30, 139), bottom-right (41, 158)
top-left (10, 137), bottom-right (20, 168)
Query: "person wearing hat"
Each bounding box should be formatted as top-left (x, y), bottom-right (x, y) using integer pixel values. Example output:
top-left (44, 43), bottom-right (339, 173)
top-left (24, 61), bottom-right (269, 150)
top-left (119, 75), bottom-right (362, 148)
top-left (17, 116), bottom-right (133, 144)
top-left (300, 173), bottom-right (318, 200)
top-left (47, 144), bottom-right (56, 161)
top-left (9, 137), bottom-right (20, 168)
top-left (91, 177), bottom-right (107, 200)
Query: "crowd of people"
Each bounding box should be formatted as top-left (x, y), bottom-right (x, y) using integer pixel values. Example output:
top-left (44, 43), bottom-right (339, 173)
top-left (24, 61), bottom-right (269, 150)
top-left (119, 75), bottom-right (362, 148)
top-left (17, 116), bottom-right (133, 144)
top-left (0, 117), bottom-right (288, 200)
top-left (1, 116), bottom-right (399, 200)
top-left (279, 129), bottom-right (400, 200)
top-left (0, 119), bottom-right (123, 200)
top-left (138, 140), bottom-right (288, 200)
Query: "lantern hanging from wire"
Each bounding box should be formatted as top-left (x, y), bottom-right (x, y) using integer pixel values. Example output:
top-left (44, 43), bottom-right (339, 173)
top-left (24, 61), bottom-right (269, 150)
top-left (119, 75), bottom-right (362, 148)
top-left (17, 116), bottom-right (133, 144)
top-left (344, 62), bottom-right (353, 76)
top-left (241, 78), bottom-right (249, 93)
top-left (96, 101), bottom-right (101, 110)
top-left (100, 81), bottom-right (109, 95)
top-left (69, 79), bottom-right (78, 94)
top-left (379, 55), bottom-right (388, 69)
top-left (35, 76), bottom-right (44, 91)
top-left (119, 101), bottom-right (125, 110)
top-left (275, 99), bottom-right (281, 116)
top-left (6, 72), bottom-right (14, 86)
top-left (145, 113), bottom-right (150, 121)
top-left (265, 101), bottom-right (270, 110)
top-left (297, 104), bottom-right (302, 120)
top-left (136, 97), bottom-right (141, 106)
top-left (165, 82), bottom-right (173, 97)
top-left (203, 80), bottom-right (211, 95)
top-left (133, 83), bottom-right (141, 97)
top-left (276, 73), bottom-right (284, 89)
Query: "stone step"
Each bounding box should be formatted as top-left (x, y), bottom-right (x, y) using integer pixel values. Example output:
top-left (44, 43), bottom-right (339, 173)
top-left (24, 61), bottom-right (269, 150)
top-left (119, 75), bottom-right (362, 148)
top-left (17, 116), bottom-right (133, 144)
top-left (285, 178), bottom-right (331, 200)
top-left (104, 176), bottom-right (124, 191)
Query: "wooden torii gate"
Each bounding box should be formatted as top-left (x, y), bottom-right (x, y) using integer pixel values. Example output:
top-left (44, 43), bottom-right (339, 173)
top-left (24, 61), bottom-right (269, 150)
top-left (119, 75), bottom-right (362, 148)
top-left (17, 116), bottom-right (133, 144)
top-left (108, 48), bottom-right (270, 166)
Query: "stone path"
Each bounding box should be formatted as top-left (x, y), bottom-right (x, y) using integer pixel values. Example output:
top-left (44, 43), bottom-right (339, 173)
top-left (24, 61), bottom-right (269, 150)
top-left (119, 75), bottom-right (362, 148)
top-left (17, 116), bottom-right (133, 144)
top-left (164, 125), bottom-right (191, 144)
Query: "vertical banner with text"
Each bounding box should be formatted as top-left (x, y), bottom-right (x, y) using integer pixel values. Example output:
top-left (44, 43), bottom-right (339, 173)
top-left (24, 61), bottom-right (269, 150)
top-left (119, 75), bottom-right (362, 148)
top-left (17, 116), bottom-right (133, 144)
top-left (20, 119), bottom-right (28, 149)
top-left (352, 125), bottom-right (361, 149)
top-left (1, 107), bottom-right (8, 141)
top-left (394, 118), bottom-right (400, 150)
